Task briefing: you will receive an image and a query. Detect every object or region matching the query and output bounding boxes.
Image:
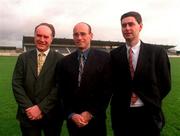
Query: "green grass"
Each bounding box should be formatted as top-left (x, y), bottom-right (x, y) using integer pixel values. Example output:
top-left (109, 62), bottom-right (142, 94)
top-left (0, 56), bottom-right (180, 135)
top-left (161, 58), bottom-right (180, 136)
top-left (0, 56), bottom-right (20, 136)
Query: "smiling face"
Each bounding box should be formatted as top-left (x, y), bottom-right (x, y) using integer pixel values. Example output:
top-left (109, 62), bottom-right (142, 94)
top-left (121, 16), bottom-right (142, 46)
top-left (34, 25), bottom-right (53, 52)
top-left (73, 23), bottom-right (93, 51)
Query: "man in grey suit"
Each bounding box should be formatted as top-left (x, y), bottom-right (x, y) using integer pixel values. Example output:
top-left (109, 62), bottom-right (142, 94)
top-left (12, 23), bottom-right (64, 136)
top-left (110, 11), bottom-right (171, 136)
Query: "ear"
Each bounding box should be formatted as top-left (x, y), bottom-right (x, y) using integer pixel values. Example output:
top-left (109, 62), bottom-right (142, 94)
top-left (90, 32), bottom-right (93, 39)
top-left (139, 23), bottom-right (143, 32)
top-left (50, 37), bottom-right (53, 43)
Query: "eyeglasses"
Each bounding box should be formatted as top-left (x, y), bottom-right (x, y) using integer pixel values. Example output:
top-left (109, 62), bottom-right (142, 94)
top-left (73, 32), bottom-right (89, 37)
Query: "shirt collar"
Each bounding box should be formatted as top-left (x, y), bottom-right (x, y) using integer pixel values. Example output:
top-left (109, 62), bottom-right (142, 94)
top-left (126, 40), bottom-right (141, 54)
top-left (77, 48), bottom-right (90, 60)
top-left (37, 48), bottom-right (50, 56)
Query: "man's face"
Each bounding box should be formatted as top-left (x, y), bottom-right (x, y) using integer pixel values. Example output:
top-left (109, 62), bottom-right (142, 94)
top-left (121, 16), bottom-right (142, 43)
top-left (34, 25), bottom-right (53, 52)
top-left (73, 23), bottom-right (93, 51)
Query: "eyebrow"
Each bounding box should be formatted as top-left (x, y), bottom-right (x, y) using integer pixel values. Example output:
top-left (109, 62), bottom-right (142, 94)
top-left (73, 32), bottom-right (87, 36)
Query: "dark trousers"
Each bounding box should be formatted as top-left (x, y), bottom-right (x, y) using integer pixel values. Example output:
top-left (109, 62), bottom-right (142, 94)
top-left (113, 106), bottom-right (161, 136)
top-left (67, 117), bottom-right (107, 136)
top-left (20, 118), bottom-right (63, 136)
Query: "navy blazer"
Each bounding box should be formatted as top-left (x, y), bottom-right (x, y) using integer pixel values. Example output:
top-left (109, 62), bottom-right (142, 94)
top-left (110, 42), bottom-right (171, 130)
top-left (56, 48), bottom-right (112, 119)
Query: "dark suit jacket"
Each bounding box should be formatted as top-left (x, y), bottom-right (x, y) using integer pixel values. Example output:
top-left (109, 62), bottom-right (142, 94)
top-left (110, 42), bottom-right (171, 130)
top-left (12, 49), bottom-right (64, 126)
top-left (56, 48), bottom-right (112, 120)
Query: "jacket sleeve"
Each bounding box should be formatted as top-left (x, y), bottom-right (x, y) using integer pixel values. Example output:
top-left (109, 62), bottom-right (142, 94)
top-left (156, 48), bottom-right (171, 99)
top-left (12, 54), bottom-right (33, 110)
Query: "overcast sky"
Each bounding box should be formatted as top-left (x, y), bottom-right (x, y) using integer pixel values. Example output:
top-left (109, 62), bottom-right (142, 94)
top-left (1, 0), bottom-right (180, 49)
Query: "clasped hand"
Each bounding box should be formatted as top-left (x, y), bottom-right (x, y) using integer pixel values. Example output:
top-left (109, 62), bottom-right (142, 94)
top-left (71, 111), bottom-right (93, 128)
top-left (25, 105), bottom-right (43, 120)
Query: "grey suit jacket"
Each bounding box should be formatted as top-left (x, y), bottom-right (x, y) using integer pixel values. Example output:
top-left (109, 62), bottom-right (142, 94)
top-left (12, 49), bottom-right (64, 125)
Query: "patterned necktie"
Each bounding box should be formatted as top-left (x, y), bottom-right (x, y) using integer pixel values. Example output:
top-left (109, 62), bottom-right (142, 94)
top-left (129, 47), bottom-right (134, 79)
top-left (78, 53), bottom-right (84, 87)
top-left (129, 48), bottom-right (138, 104)
top-left (37, 52), bottom-right (45, 76)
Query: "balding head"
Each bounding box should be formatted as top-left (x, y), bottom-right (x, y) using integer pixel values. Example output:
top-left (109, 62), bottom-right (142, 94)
top-left (73, 22), bottom-right (93, 51)
top-left (73, 22), bottom-right (92, 34)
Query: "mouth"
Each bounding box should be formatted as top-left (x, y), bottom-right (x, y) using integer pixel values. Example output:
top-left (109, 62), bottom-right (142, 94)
top-left (75, 41), bottom-right (84, 45)
top-left (124, 32), bottom-right (132, 35)
top-left (37, 42), bottom-right (46, 46)
top-left (124, 33), bottom-right (132, 37)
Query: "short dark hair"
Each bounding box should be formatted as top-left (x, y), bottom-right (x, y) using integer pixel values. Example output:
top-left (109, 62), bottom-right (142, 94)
top-left (121, 11), bottom-right (142, 24)
top-left (34, 23), bottom-right (55, 37)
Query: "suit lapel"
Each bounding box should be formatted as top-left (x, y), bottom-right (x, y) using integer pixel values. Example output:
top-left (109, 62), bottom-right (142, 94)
top-left (80, 49), bottom-right (95, 85)
top-left (122, 46), bottom-right (132, 79)
top-left (134, 43), bottom-right (147, 78)
top-left (71, 51), bottom-right (79, 81)
top-left (122, 45), bottom-right (129, 68)
top-left (29, 49), bottom-right (38, 78)
top-left (38, 50), bottom-right (54, 77)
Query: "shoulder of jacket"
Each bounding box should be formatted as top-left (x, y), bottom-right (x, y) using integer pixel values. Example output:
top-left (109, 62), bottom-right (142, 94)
top-left (142, 42), bottom-right (164, 51)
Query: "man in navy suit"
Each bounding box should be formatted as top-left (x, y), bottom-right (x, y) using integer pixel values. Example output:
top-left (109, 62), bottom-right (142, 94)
top-left (56, 22), bottom-right (112, 136)
top-left (12, 23), bottom-right (64, 136)
top-left (110, 11), bottom-right (171, 136)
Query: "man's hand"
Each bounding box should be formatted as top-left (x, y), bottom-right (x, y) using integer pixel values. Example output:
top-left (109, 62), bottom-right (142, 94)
top-left (25, 105), bottom-right (43, 120)
top-left (131, 92), bottom-right (138, 104)
top-left (81, 111), bottom-right (93, 123)
top-left (71, 114), bottom-right (88, 128)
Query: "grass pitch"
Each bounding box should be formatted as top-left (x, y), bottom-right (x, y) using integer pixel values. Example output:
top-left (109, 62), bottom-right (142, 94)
top-left (0, 56), bottom-right (179, 136)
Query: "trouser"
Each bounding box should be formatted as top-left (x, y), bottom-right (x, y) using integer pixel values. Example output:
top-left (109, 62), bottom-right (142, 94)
top-left (67, 117), bottom-right (107, 136)
top-left (20, 117), bottom-right (63, 136)
top-left (113, 106), bottom-right (161, 136)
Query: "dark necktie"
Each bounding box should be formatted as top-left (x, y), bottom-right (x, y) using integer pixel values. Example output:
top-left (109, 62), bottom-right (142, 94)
top-left (78, 53), bottom-right (84, 87)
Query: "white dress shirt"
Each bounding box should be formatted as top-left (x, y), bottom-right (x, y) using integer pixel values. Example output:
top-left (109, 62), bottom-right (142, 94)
top-left (126, 41), bottom-right (144, 107)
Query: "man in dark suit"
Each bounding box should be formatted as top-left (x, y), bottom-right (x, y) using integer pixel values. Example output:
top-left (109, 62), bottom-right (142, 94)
top-left (56, 22), bottom-right (112, 136)
top-left (110, 11), bottom-right (171, 136)
top-left (12, 23), bottom-right (64, 136)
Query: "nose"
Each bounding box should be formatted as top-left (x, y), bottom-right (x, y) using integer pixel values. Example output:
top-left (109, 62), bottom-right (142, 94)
top-left (74, 35), bottom-right (82, 41)
top-left (125, 24), bottom-right (131, 30)
top-left (39, 36), bottom-right (45, 42)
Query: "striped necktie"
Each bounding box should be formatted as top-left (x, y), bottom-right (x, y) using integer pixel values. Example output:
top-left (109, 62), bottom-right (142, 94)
top-left (78, 53), bottom-right (84, 87)
top-left (129, 47), bottom-right (134, 79)
top-left (129, 48), bottom-right (138, 104)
